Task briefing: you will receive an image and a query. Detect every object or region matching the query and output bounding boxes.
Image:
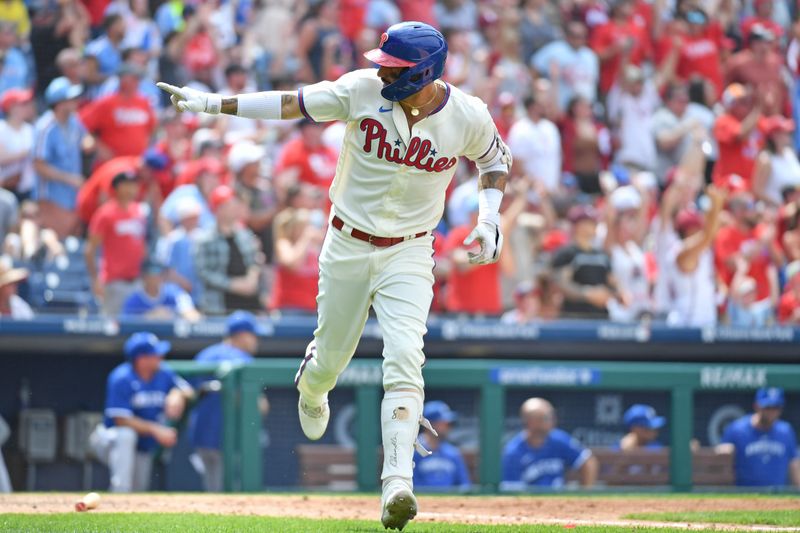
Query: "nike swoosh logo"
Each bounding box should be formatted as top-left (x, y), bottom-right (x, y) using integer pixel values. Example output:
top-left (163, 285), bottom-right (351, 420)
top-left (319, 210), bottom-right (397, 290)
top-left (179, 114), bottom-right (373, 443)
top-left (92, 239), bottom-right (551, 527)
top-left (379, 106), bottom-right (392, 113)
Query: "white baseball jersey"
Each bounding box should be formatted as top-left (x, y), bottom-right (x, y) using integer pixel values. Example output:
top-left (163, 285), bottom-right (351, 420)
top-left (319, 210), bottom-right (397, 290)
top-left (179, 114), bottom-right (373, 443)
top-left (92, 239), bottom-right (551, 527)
top-left (298, 69), bottom-right (507, 237)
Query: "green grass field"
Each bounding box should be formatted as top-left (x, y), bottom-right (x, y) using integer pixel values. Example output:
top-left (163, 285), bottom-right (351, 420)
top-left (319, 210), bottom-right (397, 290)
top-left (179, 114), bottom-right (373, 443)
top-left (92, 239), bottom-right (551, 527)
top-left (0, 514), bottom-right (770, 533)
top-left (629, 510), bottom-right (800, 527)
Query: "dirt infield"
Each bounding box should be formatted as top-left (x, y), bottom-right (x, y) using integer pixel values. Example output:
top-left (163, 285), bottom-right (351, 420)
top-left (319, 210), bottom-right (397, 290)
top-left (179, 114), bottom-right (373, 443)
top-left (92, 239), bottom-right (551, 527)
top-left (2, 493), bottom-right (799, 531)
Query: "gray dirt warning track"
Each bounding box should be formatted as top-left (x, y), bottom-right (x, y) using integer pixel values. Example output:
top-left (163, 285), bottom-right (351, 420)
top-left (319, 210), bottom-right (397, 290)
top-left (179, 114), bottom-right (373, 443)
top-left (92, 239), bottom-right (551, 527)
top-left (1, 493), bottom-right (799, 531)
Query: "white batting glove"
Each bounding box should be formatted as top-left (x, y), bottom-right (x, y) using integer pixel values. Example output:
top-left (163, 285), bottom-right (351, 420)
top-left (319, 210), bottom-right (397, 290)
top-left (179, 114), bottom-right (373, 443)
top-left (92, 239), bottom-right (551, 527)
top-left (157, 82), bottom-right (222, 114)
top-left (463, 220), bottom-right (504, 265)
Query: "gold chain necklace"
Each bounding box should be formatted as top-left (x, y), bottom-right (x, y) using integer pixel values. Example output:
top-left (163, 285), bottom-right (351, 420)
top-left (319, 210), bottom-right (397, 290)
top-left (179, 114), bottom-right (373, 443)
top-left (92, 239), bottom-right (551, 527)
top-left (401, 82), bottom-right (440, 117)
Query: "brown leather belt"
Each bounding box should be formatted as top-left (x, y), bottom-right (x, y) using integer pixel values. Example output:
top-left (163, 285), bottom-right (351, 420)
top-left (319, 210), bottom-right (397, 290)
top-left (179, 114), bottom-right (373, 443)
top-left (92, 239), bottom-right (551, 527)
top-left (331, 215), bottom-right (428, 247)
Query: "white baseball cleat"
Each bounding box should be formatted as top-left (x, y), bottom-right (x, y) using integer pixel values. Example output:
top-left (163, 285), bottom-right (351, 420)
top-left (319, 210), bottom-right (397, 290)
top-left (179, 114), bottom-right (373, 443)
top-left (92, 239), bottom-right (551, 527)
top-left (381, 478), bottom-right (417, 530)
top-left (298, 396), bottom-right (329, 441)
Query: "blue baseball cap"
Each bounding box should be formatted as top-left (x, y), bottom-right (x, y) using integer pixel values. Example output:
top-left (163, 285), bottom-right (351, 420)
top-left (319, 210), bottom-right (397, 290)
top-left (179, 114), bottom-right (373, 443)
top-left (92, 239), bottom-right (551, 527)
top-left (45, 77), bottom-right (83, 106)
top-left (226, 310), bottom-right (262, 336)
top-left (623, 404), bottom-right (666, 430)
top-left (755, 387), bottom-right (785, 408)
top-left (423, 401), bottom-right (457, 424)
top-left (124, 332), bottom-right (171, 360)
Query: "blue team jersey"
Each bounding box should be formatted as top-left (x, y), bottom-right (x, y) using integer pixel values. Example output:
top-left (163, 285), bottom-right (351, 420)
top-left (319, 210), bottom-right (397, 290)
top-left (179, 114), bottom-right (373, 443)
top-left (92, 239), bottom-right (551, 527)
top-left (721, 415), bottom-right (798, 487)
top-left (121, 282), bottom-right (192, 317)
top-left (103, 362), bottom-right (187, 452)
top-left (501, 429), bottom-right (591, 489)
top-left (412, 436), bottom-right (471, 489)
top-left (189, 343), bottom-right (253, 449)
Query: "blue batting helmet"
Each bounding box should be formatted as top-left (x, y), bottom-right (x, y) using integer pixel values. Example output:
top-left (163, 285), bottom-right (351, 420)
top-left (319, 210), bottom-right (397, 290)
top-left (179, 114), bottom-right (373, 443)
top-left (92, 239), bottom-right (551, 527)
top-left (363, 21), bottom-right (448, 102)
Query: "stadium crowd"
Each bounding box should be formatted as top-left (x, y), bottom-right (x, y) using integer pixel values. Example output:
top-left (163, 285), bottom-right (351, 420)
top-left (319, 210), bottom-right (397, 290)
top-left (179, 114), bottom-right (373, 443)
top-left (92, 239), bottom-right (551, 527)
top-left (2, 0), bottom-right (800, 325)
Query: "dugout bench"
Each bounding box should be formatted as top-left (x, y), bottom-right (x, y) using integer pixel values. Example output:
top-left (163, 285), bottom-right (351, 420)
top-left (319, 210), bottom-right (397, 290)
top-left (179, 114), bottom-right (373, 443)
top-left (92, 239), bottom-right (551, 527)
top-left (168, 359), bottom-right (800, 493)
top-left (294, 445), bottom-right (734, 489)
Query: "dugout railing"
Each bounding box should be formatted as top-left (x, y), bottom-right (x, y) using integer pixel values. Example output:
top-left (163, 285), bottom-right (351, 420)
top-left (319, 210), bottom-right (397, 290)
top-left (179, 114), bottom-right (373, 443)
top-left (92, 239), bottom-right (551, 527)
top-left (168, 359), bottom-right (800, 493)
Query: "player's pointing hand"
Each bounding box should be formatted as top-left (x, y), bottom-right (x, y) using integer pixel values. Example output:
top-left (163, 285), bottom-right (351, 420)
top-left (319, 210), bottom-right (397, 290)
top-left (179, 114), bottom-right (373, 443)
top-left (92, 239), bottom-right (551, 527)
top-left (156, 82), bottom-right (222, 114)
top-left (463, 220), bottom-right (504, 265)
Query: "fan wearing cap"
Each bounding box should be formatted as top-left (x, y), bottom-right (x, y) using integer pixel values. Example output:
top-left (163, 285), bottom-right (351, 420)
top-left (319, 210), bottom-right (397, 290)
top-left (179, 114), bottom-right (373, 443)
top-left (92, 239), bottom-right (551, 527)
top-left (189, 311), bottom-right (269, 492)
top-left (412, 401), bottom-right (471, 490)
top-left (121, 260), bottom-right (200, 321)
top-left (155, 196), bottom-right (204, 303)
top-left (228, 140), bottom-right (278, 254)
top-left (159, 21), bottom-right (511, 529)
top-left (501, 398), bottom-right (598, 489)
top-left (193, 185), bottom-right (262, 315)
top-left (33, 76), bottom-right (92, 240)
top-left (711, 83), bottom-right (763, 189)
top-left (85, 169), bottom-right (148, 317)
top-left (89, 332), bottom-right (194, 492)
top-left (717, 387), bottom-right (799, 487)
top-left (0, 88), bottom-right (35, 196)
top-left (79, 62), bottom-right (157, 164)
top-left (0, 254), bottom-right (33, 319)
top-left (752, 116), bottom-right (800, 207)
top-left (619, 404), bottom-right (666, 451)
top-left (664, 184), bottom-right (726, 326)
top-left (740, 0), bottom-right (784, 49)
top-left (605, 185), bottom-right (652, 322)
top-left (159, 157), bottom-right (222, 232)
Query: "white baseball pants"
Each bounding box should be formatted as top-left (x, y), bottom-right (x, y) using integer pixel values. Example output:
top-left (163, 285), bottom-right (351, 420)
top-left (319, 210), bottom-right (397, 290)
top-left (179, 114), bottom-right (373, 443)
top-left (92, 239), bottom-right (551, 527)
top-left (296, 226), bottom-right (435, 397)
top-left (89, 425), bottom-right (153, 492)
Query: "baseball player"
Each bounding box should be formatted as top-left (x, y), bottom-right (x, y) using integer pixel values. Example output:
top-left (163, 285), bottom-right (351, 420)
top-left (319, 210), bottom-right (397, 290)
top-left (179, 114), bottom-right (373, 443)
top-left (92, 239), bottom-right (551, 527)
top-left (158, 21), bottom-right (510, 529)
top-left (90, 332), bottom-right (194, 492)
top-left (717, 387), bottom-right (800, 487)
top-left (618, 404), bottom-right (666, 450)
top-left (189, 311), bottom-right (268, 492)
top-left (412, 401), bottom-right (471, 490)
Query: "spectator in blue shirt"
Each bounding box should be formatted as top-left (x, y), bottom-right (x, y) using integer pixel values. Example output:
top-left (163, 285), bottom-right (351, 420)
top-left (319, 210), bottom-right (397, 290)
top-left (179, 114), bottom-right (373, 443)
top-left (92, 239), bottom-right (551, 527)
top-left (189, 311), bottom-right (268, 491)
top-left (121, 261), bottom-right (201, 321)
top-left (717, 388), bottom-right (800, 487)
top-left (413, 401), bottom-right (471, 491)
top-left (501, 398), bottom-right (598, 490)
top-left (85, 14), bottom-right (126, 80)
top-left (0, 21), bottom-right (30, 94)
top-left (33, 77), bottom-right (91, 239)
top-left (618, 404), bottom-right (666, 451)
top-left (89, 332), bottom-right (194, 492)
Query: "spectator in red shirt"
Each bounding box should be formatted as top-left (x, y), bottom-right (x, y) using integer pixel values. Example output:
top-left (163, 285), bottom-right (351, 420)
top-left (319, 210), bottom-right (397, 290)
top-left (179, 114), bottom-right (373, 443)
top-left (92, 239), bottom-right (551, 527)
top-left (714, 188), bottom-right (781, 319)
top-left (663, 9), bottom-right (724, 98)
top-left (443, 196), bottom-right (502, 316)
top-left (269, 207), bottom-right (323, 314)
top-left (590, 0), bottom-right (651, 94)
top-left (84, 170), bottom-right (148, 317)
top-left (79, 63), bottom-right (157, 165)
top-left (274, 119), bottom-right (338, 193)
top-left (712, 84), bottom-right (763, 188)
top-left (777, 261), bottom-right (800, 323)
top-left (725, 25), bottom-right (787, 117)
top-left (740, 0), bottom-right (784, 48)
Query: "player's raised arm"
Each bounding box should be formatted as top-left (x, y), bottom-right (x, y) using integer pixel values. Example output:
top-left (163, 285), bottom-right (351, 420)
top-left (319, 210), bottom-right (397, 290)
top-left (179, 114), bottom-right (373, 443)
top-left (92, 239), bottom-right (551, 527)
top-left (463, 132), bottom-right (513, 265)
top-left (156, 82), bottom-right (303, 120)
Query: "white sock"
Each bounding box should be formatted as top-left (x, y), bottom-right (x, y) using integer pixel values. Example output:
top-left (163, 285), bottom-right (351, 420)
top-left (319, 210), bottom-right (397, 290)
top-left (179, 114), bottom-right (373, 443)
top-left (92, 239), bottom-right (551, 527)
top-left (380, 390), bottom-right (423, 486)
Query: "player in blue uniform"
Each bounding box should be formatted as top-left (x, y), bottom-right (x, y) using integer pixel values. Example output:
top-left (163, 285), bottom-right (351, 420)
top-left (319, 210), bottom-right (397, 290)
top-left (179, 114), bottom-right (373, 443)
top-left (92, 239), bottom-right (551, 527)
top-left (412, 401), bottom-right (471, 491)
top-left (501, 397), bottom-right (598, 490)
top-left (618, 404), bottom-right (666, 450)
top-left (189, 311), bottom-right (267, 491)
top-left (89, 332), bottom-right (193, 492)
top-left (717, 387), bottom-right (800, 487)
